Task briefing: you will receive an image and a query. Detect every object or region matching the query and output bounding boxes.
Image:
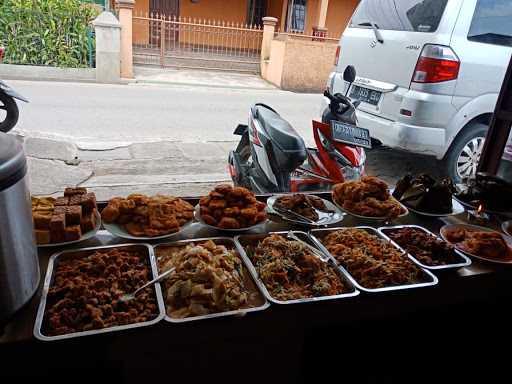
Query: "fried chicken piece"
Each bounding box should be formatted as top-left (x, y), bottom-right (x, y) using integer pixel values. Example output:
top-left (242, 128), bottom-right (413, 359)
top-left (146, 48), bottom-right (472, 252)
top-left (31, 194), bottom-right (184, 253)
top-left (125, 222), bottom-right (145, 237)
top-left (101, 202), bottom-right (120, 223)
top-left (214, 184), bottom-right (233, 195)
top-left (127, 194), bottom-right (150, 206)
top-left (202, 214), bottom-right (218, 226)
top-left (256, 201), bottom-right (267, 212)
top-left (224, 207), bottom-right (240, 217)
top-left (199, 196), bottom-right (211, 206)
top-left (119, 199), bottom-right (136, 214)
top-left (212, 209), bottom-right (224, 220)
top-left (218, 217), bottom-right (241, 229)
top-left (209, 199), bottom-right (227, 210)
top-left (241, 207), bottom-right (258, 220)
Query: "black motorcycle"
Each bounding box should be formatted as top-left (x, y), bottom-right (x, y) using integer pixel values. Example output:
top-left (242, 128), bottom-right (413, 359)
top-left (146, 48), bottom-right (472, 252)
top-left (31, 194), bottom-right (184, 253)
top-left (0, 47), bottom-right (29, 133)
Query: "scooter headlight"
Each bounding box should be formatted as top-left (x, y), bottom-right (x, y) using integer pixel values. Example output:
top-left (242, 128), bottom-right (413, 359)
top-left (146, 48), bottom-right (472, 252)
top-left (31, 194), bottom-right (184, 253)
top-left (341, 165), bottom-right (363, 181)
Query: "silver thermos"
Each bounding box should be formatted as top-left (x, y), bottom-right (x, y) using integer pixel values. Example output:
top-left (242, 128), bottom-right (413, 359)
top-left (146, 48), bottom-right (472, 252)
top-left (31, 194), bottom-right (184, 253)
top-left (0, 132), bottom-right (39, 321)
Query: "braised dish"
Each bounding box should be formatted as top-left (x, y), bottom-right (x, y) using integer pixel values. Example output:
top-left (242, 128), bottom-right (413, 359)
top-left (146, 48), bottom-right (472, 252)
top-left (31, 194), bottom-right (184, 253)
top-left (333, 176), bottom-right (406, 219)
top-left (246, 234), bottom-right (347, 301)
top-left (442, 226), bottom-right (512, 261)
top-left (157, 240), bottom-right (258, 318)
top-left (384, 227), bottom-right (462, 266)
top-left (43, 248), bottom-right (159, 336)
top-left (101, 194), bottom-right (194, 237)
top-left (274, 194), bottom-right (333, 222)
top-left (455, 172), bottom-right (512, 213)
top-left (319, 229), bottom-right (426, 289)
top-left (393, 174), bottom-right (456, 214)
top-left (198, 184), bottom-right (266, 229)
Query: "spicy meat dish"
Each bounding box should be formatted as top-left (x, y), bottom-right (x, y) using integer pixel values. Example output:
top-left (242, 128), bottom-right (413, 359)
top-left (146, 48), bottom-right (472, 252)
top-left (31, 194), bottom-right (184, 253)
top-left (101, 194), bottom-right (194, 237)
top-left (199, 184), bottom-right (266, 229)
top-left (333, 176), bottom-right (405, 218)
top-left (385, 227), bottom-right (461, 266)
top-left (274, 194), bottom-right (332, 222)
top-left (455, 173), bottom-right (512, 212)
top-left (393, 174), bottom-right (455, 214)
top-left (32, 187), bottom-right (98, 245)
top-left (157, 240), bottom-right (251, 318)
top-left (43, 248), bottom-right (159, 336)
top-left (444, 228), bottom-right (512, 260)
top-left (319, 229), bottom-right (426, 289)
top-left (249, 234), bottom-right (347, 301)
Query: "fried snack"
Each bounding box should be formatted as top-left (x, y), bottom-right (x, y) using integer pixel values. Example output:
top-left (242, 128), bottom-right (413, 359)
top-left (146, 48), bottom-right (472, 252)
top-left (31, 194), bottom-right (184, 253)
top-left (199, 185), bottom-right (266, 229)
top-left (320, 229), bottom-right (426, 289)
top-left (157, 240), bottom-right (249, 318)
top-left (101, 194), bottom-right (194, 237)
top-left (385, 227), bottom-right (461, 266)
top-left (43, 248), bottom-right (159, 336)
top-left (333, 176), bottom-right (405, 218)
top-left (445, 229), bottom-right (512, 260)
top-left (32, 189), bottom-right (98, 245)
top-left (249, 234), bottom-right (347, 301)
top-left (274, 194), bottom-right (332, 222)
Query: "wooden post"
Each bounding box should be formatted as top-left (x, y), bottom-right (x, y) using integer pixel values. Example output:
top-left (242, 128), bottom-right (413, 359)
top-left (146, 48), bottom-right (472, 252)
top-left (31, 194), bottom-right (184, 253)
top-left (116, 0), bottom-right (135, 78)
top-left (280, 0), bottom-right (288, 32)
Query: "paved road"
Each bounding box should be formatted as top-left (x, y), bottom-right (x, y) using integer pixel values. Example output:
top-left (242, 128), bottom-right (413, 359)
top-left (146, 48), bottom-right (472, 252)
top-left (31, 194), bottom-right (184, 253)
top-left (11, 80), bottom-right (321, 148)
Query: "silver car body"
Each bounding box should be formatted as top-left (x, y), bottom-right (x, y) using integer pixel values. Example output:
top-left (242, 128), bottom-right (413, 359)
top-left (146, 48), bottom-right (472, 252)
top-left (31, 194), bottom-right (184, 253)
top-left (323, 0), bottom-right (512, 161)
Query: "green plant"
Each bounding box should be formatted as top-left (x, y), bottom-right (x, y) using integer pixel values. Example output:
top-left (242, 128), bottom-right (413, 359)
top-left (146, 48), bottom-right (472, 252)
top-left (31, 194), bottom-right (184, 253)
top-left (0, 0), bottom-right (101, 67)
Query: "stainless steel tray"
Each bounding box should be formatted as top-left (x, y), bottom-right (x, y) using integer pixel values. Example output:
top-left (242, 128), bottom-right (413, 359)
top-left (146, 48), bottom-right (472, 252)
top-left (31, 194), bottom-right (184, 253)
top-left (154, 237), bottom-right (270, 323)
top-left (308, 227), bottom-right (438, 293)
top-left (33, 244), bottom-right (166, 341)
top-left (378, 225), bottom-right (471, 271)
top-left (234, 231), bottom-right (359, 305)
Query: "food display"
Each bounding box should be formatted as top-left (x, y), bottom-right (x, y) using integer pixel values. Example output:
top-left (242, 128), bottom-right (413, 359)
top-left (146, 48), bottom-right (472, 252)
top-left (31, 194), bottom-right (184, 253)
top-left (42, 247), bottom-right (159, 336)
top-left (383, 227), bottom-right (462, 266)
top-left (455, 172), bottom-right (512, 213)
top-left (274, 194), bottom-right (333, 221)
top-left (317, 229), bottom-right (427, 289)
top-left (198, 184), bottom-right (266, 229)
top-left (101, 194), bottom-right (194, 237)
top-left (332, 176), bottom-right (406, 218)
top-left (246, 234), bottom-right (348, 301)
top-left (443, 226), bottom-right (512, 261)
top-left (32, 187), bottom-right (98, 245)
top-left (393, 174), bottom-right (456, 214)
top-left (156, 240), bottom-right (256, 319)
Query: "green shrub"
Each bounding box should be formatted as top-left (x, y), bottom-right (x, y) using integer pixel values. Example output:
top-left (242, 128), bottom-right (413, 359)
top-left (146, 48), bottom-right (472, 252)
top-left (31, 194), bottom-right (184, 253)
top-left (0, 0), bottom-right (101, 67)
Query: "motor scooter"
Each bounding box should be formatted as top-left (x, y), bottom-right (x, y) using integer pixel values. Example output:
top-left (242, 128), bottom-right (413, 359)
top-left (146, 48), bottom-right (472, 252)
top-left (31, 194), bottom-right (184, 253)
top-left (0, 46), bottom-right (29, 133)
top-left (228, 65), bottom-right (377, 193)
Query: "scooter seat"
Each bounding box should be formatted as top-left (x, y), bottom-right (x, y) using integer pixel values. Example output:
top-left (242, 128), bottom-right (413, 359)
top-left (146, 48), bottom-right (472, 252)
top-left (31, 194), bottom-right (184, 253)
top-left (255, 106), bottom-right (307, 155)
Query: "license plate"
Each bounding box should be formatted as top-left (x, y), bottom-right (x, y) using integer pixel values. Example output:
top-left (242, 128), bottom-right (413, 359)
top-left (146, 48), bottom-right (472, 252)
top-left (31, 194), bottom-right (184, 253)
top-left (331, 121), bottom-right (372, 149)
top-left (349, 85), bottom-right (382, 106)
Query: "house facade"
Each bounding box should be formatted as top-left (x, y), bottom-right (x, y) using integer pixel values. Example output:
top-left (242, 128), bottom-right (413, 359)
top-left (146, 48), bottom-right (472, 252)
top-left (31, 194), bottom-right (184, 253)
top-left (132, 0), bottom-right (359, 39)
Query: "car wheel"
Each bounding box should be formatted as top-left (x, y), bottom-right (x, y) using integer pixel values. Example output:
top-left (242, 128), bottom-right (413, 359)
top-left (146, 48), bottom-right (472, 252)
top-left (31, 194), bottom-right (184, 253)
top-left (444, 122), bottom-right (488, 183)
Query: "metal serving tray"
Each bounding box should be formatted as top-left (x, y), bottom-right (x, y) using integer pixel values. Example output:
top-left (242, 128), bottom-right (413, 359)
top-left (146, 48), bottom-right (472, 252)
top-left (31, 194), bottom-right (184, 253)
top-left (234, 231), bottom-right (359, 305)
top-left (378, 225), bottom-right (471, 271)
top-left (154, 237), bottom-right (270, 323)
top-left (33, 244), bottom-right (166, 342)
top-left (308, 227), bottom-right (438, 293)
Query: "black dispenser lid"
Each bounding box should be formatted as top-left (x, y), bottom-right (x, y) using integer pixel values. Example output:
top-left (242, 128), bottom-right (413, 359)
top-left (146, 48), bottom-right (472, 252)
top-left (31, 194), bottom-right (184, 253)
top-left (0, 133), bottom-right (27, 191)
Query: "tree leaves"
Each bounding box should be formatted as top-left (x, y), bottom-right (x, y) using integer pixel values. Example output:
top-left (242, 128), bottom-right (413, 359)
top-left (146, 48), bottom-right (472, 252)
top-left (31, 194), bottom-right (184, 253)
top-left (0, 0), bottom-right (100, 68)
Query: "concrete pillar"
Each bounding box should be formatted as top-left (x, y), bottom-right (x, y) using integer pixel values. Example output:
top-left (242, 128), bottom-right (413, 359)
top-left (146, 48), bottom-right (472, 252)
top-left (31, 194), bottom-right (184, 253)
top-left (116, 0), bottom-right (135, 79)
top-left (261, 17), bottom-right (278, 61)
top-left (93, 11), bottom-right (121, 83)
top-left (313, 0), bottom-right (329, 38)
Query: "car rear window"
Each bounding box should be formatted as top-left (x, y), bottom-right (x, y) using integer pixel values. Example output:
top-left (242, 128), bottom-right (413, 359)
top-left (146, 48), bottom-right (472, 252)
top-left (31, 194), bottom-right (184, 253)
top-left (468, 0), bottom-right (512, 47)
top-left (350, 0), bottom-right (448, 33)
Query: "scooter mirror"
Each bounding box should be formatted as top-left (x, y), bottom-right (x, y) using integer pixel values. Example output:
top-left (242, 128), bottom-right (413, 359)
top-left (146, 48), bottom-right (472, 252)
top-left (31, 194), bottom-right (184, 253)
top-left (343, 65), bottom-right (356, 84)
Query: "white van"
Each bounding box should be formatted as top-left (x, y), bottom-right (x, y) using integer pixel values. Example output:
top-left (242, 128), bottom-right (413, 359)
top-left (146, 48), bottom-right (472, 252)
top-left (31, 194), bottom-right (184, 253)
top-left (322, 0), bottom-right (512, 182)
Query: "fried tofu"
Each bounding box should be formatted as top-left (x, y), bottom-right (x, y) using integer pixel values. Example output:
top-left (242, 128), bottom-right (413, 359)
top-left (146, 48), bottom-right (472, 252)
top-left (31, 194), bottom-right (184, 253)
top-left (64, 187), bottom-right (87, 197)
top-left (65, 205), bottom-right (82, 226)
top-left (33, 211), bottom-right (53, 230)
top-left (64, 225), bottom-right (82, 241)
top-left (34, 230), bottom-right (51, 245)
top-left (54, 196), bottom-right (70, 206)
top-left (50, 214), bottom-right (66, 232)
top-left (80, 210), bottom-right (97, 233)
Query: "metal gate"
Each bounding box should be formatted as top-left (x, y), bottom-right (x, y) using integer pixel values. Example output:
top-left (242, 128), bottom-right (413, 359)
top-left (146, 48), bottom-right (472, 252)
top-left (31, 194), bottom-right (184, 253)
top-left (133, 13), bottom-right (263, 73)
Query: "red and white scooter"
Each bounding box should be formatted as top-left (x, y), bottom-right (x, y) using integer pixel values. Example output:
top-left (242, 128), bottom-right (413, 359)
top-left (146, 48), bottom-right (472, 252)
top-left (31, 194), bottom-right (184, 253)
top-left (229, 66), bottom-right (377, 193)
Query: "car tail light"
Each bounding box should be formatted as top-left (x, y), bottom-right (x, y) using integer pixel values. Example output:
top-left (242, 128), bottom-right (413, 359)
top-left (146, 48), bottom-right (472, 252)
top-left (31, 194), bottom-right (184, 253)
top-left (412, 44), bottom-right (460, 83)
top-left (334, 45), bottom-right (341, 66)
top-left (0, 47), bottom-right (5, 61)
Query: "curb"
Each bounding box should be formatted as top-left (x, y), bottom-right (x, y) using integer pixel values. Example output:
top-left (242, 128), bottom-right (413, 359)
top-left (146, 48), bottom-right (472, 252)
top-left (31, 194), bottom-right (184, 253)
top-left (133, 78), bottom-right (277, 91)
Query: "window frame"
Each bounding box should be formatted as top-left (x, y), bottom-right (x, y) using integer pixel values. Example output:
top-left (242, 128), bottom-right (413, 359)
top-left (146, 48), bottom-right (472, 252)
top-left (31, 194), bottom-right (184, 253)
top-left (286, 0), bottom-right (308, 33)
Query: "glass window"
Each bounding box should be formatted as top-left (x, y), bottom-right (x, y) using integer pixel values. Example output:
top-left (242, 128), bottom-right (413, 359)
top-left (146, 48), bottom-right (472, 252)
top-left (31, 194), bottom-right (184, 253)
top-left (247, 0), bottom-right (267, 26)
top-left (468, 0), bottom-right (512, 47)
top-left (350, 0), bottom-right (448, 32)
top-left (287, 0), bottom-right (307, 33)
